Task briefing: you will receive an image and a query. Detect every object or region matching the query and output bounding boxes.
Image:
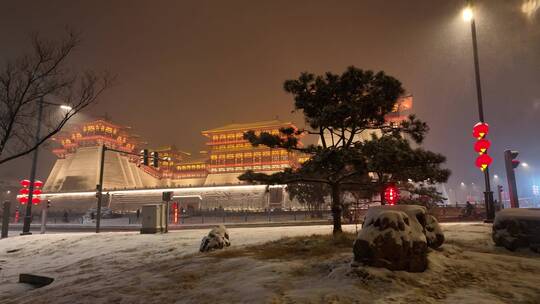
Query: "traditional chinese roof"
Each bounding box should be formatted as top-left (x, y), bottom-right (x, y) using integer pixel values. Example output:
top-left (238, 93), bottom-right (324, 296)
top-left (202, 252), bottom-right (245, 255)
top-left (202, 120), bottom-right (294, 134)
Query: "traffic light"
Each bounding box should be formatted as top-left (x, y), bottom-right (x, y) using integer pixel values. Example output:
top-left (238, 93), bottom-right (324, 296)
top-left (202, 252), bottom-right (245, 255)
top-left (151, 151), bottom-right (159, 168)
top-left (472, 122), bottom-right (492, 171)
top-left (504, 150), bottom-right (520, 208)
top-left (384, 184), bottom-right (400, 206)
top-left (504, 150), bottom-right (520, 169)
top-left (140, 149), bottom-right (149, 166)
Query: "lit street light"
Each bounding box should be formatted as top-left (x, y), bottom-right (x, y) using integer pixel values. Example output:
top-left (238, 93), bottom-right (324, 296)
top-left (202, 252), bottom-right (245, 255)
top-left (521, 162), bottom-right (529, 168)
top-left (21, 99), bottom-right (74, 235)
top-left (462, 6), bottom-right (473, 21)
top-left (462, 1), bottom-right (495, 221)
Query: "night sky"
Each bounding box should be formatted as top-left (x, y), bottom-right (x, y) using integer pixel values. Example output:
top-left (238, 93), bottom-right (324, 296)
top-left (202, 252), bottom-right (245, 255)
top-left (1, 0), bottom-right (539, 198)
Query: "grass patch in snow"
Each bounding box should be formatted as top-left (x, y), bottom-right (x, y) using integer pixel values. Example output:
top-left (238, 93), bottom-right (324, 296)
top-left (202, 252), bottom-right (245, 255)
top-left (211, 232), bottom-right (356, 260)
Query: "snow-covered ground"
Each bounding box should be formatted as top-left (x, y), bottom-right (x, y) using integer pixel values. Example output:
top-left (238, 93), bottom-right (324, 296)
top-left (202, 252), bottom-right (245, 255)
top-left (0, 223), bottom-right (539, 303)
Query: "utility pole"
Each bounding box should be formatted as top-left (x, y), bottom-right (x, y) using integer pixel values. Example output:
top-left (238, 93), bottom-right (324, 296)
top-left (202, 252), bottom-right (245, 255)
top-left (95, 144), bottom-right (106, 233)
top-left (1, 201), bottom-right (10, 238)
top-left (40, 200), bottom-right (50, 234)
top-left (21, 97), bottom-right (44, 235)
top-left (466, 1), bottom-right (495, 221)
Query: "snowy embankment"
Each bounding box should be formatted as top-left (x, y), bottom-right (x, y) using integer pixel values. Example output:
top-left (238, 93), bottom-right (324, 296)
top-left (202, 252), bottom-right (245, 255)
top-left (1, 223), bottom-right (539, 304)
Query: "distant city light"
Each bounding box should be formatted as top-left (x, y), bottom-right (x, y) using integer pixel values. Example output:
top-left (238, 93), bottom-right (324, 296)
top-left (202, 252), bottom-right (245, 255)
top-left (462, 7), bottom-right (474, 22)
top-left (533, 185), bottom-right (539, 196)
top-left (460, 182), bottom-right (466, 187)
top-left (521, 162), bottom-right (529, 168)
top-left (493, 174), bottom-right (499, 179)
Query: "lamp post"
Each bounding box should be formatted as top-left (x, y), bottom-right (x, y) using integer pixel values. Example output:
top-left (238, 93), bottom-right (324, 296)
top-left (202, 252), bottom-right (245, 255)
top-left (463, 1), bottom-right (495, 221)
top-left (21, 98), bottom-right (72, 235)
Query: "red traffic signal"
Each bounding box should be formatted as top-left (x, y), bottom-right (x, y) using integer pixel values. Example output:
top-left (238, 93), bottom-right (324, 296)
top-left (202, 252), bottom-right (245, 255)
top-left (474, 139), bottom-right (491, 155)
top-left (472, 122), bottom-right (489, 139)
top-left (475, 154), bottom-right (493, 171)
top-left (384, 185), bottom-right (400, 205)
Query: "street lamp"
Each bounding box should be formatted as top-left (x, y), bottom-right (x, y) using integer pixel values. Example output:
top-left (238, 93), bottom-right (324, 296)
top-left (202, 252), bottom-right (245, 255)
top-left (462, 1), bottom-right (495, 221)
top-left (521, 162), bottom-right (529, 168)
top-left (21, 99), bottom-right (73, 235)
top-left (462, 6), bottom-right (474, 21)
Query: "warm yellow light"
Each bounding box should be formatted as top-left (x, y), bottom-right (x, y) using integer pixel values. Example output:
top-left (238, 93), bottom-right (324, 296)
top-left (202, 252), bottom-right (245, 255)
top-left (60, 105), bottom-right (73, 111)
top-left (463, 7), bottom-right (474, 22)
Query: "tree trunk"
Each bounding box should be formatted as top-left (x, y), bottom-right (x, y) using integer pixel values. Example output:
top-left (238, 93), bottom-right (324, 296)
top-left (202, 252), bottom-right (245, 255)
top-left (331, 183), bottom-right (342, 234)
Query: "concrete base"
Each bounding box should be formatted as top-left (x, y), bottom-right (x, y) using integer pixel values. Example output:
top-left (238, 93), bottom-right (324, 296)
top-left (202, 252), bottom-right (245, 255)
top-left (140, 227), bottom-right (163, 234)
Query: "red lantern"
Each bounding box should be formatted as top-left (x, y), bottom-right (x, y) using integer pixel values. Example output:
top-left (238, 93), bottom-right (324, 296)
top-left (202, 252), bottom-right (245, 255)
top-left (18, 196), bottom-right (28, 204)
top-left (19, 188), bottom-right (29, 195)
top-left (475, 154), bottom-right (493, 171)
top-left (474, 139), bottom-right (491, 155)
top-left (32, 189), bottom-right (42, 196)
top-left (20, 179), bottom-right (31, 188)
top-left (34, 180), bottom-right (44, 188)
top-left (384, 185), bottom-right (400, 205)
top-left (32, 197), bottom-right (41, 205)
top-left (472, 122), bottom-right (489, 139)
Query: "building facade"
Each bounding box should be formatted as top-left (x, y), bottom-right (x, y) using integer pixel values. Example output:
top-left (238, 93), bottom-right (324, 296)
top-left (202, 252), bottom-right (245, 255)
top-left (43, 119), bottom-right (307, 211)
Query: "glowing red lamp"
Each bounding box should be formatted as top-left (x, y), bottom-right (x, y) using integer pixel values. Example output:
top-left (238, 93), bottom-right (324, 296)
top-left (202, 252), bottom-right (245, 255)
top-left (475, 154), bottom-right (493, 171)
top-left (20, 179), bottom-right (31, 188)
top-left (472, 122), bottom-right (489, 139)
top-left (18, 196), bottom-right (29, 204)
top-left (32, 197), bottom-right (41, 205)
top-left (384, 185), bottom-right (400, 205)
top-left (474, 139), bottom-right (491, 155)
top-left (19, 188), bottom-right (30, 195)
top-left (34, 180), bottom-right (44, 188)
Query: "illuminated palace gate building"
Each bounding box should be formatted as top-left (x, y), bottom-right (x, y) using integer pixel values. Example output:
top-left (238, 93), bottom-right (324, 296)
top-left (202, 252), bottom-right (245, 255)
top-left (43, 119), bottom-right (307, 212)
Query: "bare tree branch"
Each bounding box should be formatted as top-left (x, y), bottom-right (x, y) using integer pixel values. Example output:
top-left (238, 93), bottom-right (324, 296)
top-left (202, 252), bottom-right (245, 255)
top-left (0, 30), bottom-right (113, 166)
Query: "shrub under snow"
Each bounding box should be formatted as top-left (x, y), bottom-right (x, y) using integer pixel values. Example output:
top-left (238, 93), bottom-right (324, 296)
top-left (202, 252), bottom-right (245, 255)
top-left (353, 205), bottom-right (444, 272)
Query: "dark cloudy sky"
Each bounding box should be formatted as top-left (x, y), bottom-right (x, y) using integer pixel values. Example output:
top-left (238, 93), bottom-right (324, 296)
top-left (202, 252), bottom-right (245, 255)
top-left (1, 0), bottom-right (539, 197)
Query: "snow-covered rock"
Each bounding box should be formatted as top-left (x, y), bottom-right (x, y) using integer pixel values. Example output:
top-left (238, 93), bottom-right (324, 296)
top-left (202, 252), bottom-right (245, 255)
top-left (425, 214), bottom-right (445, 249)
top-left (492, 208), bottom-right (540, 252)
top-left (199, 225), bottom-right (231, 252)
top-left (353, 205), bottom-right (445, 272)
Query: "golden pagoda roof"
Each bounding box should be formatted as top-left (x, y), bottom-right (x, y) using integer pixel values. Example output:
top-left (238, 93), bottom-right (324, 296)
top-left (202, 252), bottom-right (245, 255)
top-left (202, 120), bottom-right (294, 134)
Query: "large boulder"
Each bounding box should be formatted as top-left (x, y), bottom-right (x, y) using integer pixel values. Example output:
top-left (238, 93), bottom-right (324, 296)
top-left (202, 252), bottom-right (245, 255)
top-left (492, 208), bottom-right (540, 252)
top-left (353, 205), bottom-right (444, 272)
top-left (200, 225), bottom-right (231, 252)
